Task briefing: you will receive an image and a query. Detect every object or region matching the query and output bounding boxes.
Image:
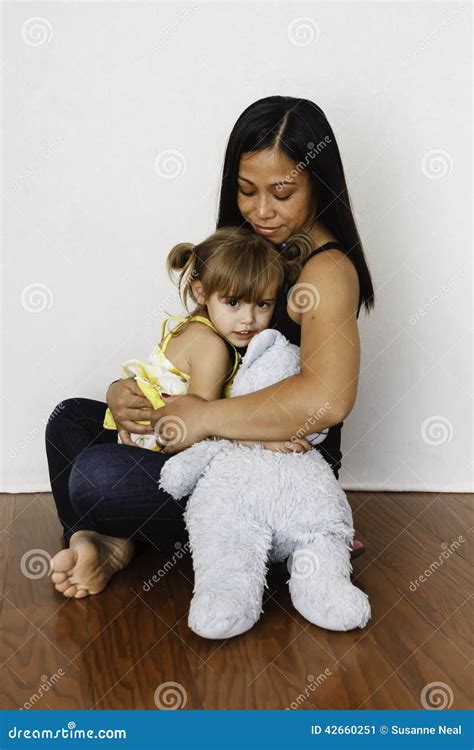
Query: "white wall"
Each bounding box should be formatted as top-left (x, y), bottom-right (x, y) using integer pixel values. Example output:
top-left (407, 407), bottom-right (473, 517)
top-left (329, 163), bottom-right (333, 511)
top-left (1, 1), bottom-right (472, 492)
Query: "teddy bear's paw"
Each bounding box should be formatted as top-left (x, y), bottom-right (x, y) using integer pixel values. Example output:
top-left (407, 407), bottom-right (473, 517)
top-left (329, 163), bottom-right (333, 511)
top-left (290, 576), bottom-right (371, 632)
top-left (188, 589), bottom-right (260, 640)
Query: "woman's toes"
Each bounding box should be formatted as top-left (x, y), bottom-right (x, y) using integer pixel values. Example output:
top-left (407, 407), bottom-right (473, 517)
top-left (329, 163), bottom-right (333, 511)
top-left (54, 579), bottom-right (73, 593)
top-left (51, 571), bottom-right (68, 584)
top-left (50, 531), bottom-right (134, 600)
top-left (74, 589), bottom-right (89, 599)
top-left (63, 585), bottom-right (78, 598)
top-left (51, 548), bottom-right (77, 574)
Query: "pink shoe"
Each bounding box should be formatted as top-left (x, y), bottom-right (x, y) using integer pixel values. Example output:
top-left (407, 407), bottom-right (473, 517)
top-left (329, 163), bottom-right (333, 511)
top-left (350, 539), bottom-right (365, 560)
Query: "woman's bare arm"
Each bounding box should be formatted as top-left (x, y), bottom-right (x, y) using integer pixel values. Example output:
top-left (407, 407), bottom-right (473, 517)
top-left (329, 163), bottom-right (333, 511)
top-left (209, 252), bottom-right (361, 441)
top-left (154, 251), bottom-right (361, 452)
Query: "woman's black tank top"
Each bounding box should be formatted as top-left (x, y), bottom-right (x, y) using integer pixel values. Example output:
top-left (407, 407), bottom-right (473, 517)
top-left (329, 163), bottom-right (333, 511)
top-left (271, 241), bottom-right (358, 479)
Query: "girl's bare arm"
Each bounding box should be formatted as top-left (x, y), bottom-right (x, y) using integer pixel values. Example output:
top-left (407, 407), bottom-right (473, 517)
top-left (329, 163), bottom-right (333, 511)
top-left (185, 326), bottom-right (234, 401)
top-left (106, 324), bottom-right (231, 444)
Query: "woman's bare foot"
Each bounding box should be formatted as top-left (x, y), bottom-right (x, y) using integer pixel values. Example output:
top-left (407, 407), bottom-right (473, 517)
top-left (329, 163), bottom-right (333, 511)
top-left (50, 530), bottom-right (135, 599)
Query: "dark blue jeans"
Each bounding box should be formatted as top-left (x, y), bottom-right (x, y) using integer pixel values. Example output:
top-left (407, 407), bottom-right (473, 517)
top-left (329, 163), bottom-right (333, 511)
top-left (45, 398), bottom-right (188, 550)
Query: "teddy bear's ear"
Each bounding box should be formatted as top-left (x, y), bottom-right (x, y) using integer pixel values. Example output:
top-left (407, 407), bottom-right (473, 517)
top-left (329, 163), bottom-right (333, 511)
top-left (238, 329), bottom-right (282, 372)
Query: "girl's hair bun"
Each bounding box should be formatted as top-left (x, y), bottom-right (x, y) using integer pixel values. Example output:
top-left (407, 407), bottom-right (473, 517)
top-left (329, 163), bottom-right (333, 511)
top-left (167, 242), bottom-right (195, 272)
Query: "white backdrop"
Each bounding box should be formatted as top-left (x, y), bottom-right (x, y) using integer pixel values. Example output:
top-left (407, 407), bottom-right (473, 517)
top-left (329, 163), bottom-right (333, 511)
top-left (1, 1), bottom-right (472, 492)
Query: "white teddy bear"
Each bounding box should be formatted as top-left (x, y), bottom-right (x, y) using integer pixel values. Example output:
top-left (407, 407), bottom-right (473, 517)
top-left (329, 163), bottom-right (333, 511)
top-left (159, 329), bottom-right (371, 639)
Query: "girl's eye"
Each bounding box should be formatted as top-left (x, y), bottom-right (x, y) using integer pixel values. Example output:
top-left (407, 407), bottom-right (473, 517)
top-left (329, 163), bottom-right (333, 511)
top-left (226, 299), bottom-right (239, 308)
top-left (257, 302), bottom-right (269, 309)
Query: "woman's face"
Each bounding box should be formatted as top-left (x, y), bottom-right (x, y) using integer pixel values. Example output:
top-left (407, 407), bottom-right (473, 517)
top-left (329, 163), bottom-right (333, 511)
top-left (237, 148), bottom-right (316, 245)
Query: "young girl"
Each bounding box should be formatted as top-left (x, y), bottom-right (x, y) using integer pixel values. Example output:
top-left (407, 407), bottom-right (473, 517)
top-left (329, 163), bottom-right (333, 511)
top-left (104, 227), bottom-right (319, 453)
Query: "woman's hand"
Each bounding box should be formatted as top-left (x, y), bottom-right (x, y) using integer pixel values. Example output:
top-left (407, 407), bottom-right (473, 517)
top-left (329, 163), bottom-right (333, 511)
top-left (264, 438), bottom-right (312, 453)
top-left (236, 438), bottom-right (312, 454)
top-left (106, 378), bottom-right (155, 447)
top-left (151, 395), bottom-right (210, 453)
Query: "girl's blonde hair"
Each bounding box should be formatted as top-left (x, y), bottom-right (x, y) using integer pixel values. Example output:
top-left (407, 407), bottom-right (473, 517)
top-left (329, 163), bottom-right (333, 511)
top-left (167, 227), bottom-right (287, 316)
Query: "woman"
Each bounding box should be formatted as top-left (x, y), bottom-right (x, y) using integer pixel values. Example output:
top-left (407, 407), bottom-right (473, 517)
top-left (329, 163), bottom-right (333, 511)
top-left (46, 96), bottom-right (374, 599)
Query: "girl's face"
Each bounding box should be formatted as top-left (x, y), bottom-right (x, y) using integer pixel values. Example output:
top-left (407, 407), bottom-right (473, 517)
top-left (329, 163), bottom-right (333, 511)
top-left (192, 279), bottom-right (280, 348)
top-left (237, 148), bottom-right (316, 245)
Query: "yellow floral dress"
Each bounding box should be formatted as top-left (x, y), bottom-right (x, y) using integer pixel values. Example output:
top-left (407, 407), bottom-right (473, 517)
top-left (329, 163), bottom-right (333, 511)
top-left (103, 315), bottom-right (241, 451)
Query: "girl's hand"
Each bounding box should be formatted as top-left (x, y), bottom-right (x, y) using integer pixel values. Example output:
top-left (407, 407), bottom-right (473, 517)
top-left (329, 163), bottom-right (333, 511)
top-left (234, 438), bottom-right (312, 453)
top-left (106, 378), bottom-right (155, 447)
top-left (151, 394), bottom-right (210, 453)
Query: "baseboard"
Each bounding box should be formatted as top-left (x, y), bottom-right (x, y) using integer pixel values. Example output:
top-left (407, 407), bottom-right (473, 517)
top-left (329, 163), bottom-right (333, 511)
top-left (1, 482), bottom-right (472, 494)
top-left (341, 482), bottom-right (473, 493)
top-left (0, 483), bottom-right (53, 494)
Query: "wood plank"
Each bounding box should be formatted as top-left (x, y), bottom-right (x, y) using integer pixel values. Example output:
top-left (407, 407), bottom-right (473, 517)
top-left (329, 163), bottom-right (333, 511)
top-left (87, 546), bottom-right (201, 709)
top-left (387, 492), bottom-right (472, 563)
top-left (251, 563), bottom-right (418, 710)
top-left (350, 494), bottom-right (472, 649)
top-left (0, 494), bottom-right (92, 709)
top-left (354, 559), bottom-right (472, 709)
top-left (0, 493), bottom-right (15, 621)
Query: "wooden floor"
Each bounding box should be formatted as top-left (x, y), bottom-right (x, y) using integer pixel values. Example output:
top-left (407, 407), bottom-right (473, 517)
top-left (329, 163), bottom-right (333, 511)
top-left (0, 491), bottom-right (472, 710)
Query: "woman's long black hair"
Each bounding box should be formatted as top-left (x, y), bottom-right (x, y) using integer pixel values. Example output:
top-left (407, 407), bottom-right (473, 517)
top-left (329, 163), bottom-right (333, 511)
top-left (216, 96), bottom-right (375, 314)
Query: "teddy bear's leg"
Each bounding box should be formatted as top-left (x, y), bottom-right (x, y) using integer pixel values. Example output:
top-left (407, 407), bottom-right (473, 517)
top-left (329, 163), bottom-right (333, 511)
top-left (186, 490), bottom-right (273, 640)
top-left (288, 533), bottom-right (371, 631)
